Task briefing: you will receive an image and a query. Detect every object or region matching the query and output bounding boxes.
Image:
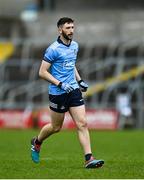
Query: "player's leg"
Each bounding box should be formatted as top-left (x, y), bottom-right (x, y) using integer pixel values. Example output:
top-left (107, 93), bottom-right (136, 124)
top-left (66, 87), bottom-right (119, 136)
top-left (31, 109), bottom-right (65, 163)
top-left (69, 105), bottom-right (104, 168)
top-left (38, 109), bottom-right (65, 141)
top-left (31, 92), bottom-right (68, 163)
top-left (69, 105), bottom-right (91, 154)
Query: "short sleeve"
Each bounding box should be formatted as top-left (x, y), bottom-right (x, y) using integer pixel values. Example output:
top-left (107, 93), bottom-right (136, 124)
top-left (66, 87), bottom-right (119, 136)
top-left (77, 42), bottom-right (79, 51)
top-left (43, 47), bottom-right (56, 63)
top-left (74, 42), bottom-right (79, 58)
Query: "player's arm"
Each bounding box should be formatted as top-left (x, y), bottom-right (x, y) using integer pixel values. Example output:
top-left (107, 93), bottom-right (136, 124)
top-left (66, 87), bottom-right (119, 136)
top-left (75, 67), bottom-right (88, 92)
top-left (39, 60), bottom-right (60, 86)
top-left (39, 60), bottom-right (74, 93)
top-left (75, 67), bottom-right (82, 82)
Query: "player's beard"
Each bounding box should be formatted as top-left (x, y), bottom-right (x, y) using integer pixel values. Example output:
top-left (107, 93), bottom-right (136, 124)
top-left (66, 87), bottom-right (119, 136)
top-left (62, 30), bottom-right (73, 41)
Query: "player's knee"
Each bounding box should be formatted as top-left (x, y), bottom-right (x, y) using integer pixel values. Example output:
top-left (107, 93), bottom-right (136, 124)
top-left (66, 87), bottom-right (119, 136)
top-left (52, 126), bottom-right (61, 133)
top-left (77, 119), bottom-right (88, 130)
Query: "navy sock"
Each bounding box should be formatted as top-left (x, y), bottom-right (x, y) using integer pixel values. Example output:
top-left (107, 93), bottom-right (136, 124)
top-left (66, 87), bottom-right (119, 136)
top-left (35, 137), bottom-right (42, 145)
top-left (85, 153), bottom-right (92, 161)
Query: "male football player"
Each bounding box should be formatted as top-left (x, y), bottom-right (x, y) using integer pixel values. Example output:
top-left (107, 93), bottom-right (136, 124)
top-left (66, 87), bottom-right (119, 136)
top-left (31, 17), bottom-right (104, 168)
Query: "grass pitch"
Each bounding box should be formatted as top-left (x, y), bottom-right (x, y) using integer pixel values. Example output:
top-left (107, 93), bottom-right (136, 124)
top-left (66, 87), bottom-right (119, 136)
top-left (0, 129), bottom-right (143, 179)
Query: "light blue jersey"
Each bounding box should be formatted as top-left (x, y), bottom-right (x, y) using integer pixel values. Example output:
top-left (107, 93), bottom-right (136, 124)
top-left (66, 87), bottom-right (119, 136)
top-left (43, 37), bottom-right (79, 95)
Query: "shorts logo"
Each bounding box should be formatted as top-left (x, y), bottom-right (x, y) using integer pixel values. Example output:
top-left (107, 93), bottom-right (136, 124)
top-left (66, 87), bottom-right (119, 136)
top-left (49, 101), bottom-right (58, 109)
top-left (49, 101), bottom-right (65, 110)
top-left (60, 106), bottom-right (65, 110)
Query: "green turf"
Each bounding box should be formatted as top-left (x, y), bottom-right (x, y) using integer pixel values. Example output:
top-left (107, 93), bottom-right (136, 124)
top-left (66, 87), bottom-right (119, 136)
top-left (0, 129), bottom-right (143, 179)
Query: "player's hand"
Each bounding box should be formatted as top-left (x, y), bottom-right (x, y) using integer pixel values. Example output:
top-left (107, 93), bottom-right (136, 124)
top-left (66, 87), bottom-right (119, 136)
top-left (78, 80), bottom-right (88, 92)
top-left (58, 82), bottom-right (74, 93)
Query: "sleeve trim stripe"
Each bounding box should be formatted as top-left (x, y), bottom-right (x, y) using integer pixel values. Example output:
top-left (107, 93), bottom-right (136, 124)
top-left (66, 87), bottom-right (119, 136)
top-left (43, 58), bottom-right (52, 63)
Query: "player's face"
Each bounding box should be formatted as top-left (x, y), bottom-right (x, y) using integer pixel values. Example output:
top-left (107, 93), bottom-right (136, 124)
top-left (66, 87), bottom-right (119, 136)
top-left (59, 23), bottom-right (74, 40)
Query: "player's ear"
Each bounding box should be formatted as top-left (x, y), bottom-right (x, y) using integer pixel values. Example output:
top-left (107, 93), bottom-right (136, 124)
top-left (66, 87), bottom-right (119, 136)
top-left (58, 27), bottom-right (62, 34)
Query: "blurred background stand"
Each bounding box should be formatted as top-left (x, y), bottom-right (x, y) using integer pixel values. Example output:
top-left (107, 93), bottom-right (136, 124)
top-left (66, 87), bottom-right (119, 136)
top-left (116, 86), bottom-right (134, 129)
top-left (0, 0), bottom-right (144, 129)
top-left (36, 0), bottom-right (55, 11)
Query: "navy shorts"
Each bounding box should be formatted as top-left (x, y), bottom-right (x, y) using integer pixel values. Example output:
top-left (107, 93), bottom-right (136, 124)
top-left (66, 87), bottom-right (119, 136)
top-left (49, 88), bottom-right (84, 113)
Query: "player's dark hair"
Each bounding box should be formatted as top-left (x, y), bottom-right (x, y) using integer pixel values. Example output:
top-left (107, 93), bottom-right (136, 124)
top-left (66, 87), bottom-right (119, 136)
top-left (57, 17), bottom-right (74, 27)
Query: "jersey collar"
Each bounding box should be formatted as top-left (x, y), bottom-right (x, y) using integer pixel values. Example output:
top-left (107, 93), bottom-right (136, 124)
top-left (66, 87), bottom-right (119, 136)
top-left (57, 36), bottom-right (71, 47)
